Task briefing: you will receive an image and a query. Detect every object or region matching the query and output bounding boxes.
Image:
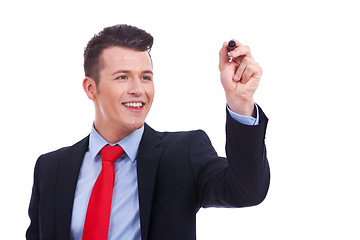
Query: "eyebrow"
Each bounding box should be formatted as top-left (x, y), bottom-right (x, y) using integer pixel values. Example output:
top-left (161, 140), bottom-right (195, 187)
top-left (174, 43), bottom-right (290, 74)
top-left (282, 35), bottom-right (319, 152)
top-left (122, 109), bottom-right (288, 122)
top-left (111, 70), bottom-right (153, 76)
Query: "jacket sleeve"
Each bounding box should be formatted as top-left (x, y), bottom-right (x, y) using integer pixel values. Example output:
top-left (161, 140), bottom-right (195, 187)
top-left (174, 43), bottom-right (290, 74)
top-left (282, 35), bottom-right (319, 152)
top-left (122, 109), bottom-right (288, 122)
top-left (26, 157), bottom-right (41, 240)
top-left (190, 106), bottom-right (270, 208)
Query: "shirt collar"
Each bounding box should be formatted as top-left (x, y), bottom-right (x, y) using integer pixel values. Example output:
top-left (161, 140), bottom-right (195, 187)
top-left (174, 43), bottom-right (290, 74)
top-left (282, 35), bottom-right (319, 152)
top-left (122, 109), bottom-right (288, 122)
top-left (88, 125), bottom-right (144, 163)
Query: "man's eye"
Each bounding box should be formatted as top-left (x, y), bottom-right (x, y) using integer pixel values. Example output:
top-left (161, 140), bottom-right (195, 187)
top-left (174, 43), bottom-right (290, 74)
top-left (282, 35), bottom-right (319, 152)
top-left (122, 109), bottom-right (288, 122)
top-left (142, 76), bottom-right (152, 81)
top-left (116, 75), bottom-right (127, 80)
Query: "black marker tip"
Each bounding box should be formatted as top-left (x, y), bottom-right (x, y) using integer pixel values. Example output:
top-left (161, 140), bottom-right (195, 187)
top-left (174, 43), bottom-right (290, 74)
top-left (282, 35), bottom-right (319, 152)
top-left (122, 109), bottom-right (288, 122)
top-left (227, 40), bottom-right (236, 62)
top-left (228, 40), bottom-right (236, 50)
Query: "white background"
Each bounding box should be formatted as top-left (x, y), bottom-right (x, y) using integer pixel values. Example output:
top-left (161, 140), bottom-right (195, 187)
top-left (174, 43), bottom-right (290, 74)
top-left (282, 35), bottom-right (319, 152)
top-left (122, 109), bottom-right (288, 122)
top-left (1, 0), bottom-right (359, 239)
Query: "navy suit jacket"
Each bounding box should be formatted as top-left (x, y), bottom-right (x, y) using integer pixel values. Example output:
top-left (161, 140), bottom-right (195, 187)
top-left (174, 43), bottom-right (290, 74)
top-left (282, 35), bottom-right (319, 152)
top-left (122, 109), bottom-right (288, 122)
top-left (26, 109), bottom-right (270, 240)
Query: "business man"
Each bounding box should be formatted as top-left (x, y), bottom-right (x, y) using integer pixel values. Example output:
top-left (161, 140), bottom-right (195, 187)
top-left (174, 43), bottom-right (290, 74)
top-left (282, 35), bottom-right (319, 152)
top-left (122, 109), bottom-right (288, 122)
top-left (26, 24), bottom-right (270, 240)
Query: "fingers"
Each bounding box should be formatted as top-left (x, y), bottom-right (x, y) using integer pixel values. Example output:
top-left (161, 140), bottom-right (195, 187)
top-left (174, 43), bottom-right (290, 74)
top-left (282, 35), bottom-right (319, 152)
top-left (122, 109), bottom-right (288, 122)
top-left (233, 57), bottom-right (262, 83)
top-left (237, 62), bottom-right (262, 84)
top-left (229, 39), bottom-right (252, 59)
top-left (233, 56), bottom-right (251, 81)
top-left (219, 40), bottom-right (251, 67)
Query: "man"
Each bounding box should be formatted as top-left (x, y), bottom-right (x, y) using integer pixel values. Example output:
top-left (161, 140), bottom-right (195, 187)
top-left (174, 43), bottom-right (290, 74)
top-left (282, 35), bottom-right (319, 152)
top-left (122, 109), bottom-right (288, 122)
top-left (26, 24), bottom-right (270, 240)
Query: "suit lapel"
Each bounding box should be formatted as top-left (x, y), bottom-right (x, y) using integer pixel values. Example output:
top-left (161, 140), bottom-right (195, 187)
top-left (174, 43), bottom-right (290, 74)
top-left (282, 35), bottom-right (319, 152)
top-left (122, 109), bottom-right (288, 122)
top-left (137, 124), bottom-right (164, 240)
top-left (55, 136), bottom-right (89, 240)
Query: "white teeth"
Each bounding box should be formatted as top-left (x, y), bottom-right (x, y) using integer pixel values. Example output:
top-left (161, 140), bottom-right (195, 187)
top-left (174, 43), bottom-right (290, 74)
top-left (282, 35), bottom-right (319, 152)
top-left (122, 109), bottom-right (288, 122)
top-left (124, 102), bottom-right (143, 108)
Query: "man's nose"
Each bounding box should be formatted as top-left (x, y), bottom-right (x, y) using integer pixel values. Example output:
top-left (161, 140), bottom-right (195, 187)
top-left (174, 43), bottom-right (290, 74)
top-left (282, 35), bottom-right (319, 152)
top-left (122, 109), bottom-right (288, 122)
top-left (128, 78), bottom-right (145, 96)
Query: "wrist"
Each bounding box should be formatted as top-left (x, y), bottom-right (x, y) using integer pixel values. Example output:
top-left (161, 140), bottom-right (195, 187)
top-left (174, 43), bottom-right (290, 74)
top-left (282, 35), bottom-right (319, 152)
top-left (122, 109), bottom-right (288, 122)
top-left (227, 98), bottom-right (255, 117)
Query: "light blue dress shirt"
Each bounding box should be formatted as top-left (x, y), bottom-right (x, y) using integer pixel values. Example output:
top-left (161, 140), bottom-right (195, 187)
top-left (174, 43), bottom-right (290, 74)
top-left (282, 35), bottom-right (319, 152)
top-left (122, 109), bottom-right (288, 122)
top-left (227, 104), bottom-right (259, 125)
top-left (70, 126), bottom-right (144, 240)
top-left (70, 106), bottom-right (259, 240)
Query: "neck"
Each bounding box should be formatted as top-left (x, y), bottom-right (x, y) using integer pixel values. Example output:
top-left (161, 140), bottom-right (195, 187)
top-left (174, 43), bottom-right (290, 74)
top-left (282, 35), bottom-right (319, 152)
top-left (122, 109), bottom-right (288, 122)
top-left (93, 121), bottom-right (139, 144)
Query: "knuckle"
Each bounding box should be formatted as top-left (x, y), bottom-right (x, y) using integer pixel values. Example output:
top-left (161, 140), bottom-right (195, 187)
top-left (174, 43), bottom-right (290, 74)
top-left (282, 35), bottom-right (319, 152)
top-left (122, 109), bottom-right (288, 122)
top-left (243, 56), bottom-right (251, 64)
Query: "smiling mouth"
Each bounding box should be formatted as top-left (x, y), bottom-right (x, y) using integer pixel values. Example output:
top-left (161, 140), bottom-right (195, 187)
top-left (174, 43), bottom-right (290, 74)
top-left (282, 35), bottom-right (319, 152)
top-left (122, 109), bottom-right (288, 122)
top-left (122, 102), bottom-right (144, 109)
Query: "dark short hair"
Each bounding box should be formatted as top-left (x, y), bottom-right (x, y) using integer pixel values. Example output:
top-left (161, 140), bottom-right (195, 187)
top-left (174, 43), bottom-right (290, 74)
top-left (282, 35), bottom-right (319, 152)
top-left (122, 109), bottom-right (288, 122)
top-left (84, 24), bottom-right (153, 85)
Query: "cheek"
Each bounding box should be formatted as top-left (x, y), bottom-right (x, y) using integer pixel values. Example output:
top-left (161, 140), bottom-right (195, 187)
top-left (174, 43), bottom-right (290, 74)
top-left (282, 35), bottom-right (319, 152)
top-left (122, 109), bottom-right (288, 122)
top-left (146, 84), bottom-right (155, 101)
top-left (100, 92), bottom-right (124, 114)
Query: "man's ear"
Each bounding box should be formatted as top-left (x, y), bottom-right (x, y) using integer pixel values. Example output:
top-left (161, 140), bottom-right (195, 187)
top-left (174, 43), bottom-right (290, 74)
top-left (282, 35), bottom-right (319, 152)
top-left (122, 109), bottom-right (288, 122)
top-left (83, 77), bottom-right (97, 100)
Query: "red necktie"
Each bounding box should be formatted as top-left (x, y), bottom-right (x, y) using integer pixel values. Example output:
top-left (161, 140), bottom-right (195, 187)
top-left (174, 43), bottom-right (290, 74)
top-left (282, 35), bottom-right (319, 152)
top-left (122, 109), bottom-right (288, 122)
top-left (82, 145), bottom-right (124, 240)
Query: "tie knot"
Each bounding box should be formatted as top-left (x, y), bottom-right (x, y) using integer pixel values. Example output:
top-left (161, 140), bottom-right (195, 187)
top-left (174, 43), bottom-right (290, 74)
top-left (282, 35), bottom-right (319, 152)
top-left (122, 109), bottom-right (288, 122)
top-left (100, 145), bottom-right (124, 163)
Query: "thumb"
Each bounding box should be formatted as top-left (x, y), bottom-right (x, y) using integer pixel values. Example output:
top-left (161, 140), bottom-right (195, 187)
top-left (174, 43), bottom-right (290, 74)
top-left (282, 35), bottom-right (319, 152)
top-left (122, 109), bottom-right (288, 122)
top-left (219, 41), bottom-right (230, 71)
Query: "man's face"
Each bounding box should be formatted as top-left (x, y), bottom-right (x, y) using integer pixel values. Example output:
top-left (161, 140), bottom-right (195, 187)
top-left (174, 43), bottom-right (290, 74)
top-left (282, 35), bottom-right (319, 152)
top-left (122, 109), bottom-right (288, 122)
top-left (92, 46), bottom-right (154, 135)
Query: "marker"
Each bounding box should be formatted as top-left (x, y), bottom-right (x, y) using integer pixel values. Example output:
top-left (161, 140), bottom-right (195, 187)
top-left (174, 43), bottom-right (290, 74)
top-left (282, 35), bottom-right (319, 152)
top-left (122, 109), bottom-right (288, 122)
top-left (228, 40), bottom-right (236, 62)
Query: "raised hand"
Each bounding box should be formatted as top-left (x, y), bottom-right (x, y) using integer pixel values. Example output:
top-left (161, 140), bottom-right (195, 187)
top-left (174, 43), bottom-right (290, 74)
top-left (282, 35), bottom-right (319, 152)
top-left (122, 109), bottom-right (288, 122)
top-left (219, 39), bottom-right (262, 117)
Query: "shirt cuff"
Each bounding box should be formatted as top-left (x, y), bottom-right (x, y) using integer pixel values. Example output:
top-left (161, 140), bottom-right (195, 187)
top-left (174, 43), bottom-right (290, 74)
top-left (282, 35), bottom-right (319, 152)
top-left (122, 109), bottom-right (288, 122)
top-left (227, 104), bottom-right (259, 126)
